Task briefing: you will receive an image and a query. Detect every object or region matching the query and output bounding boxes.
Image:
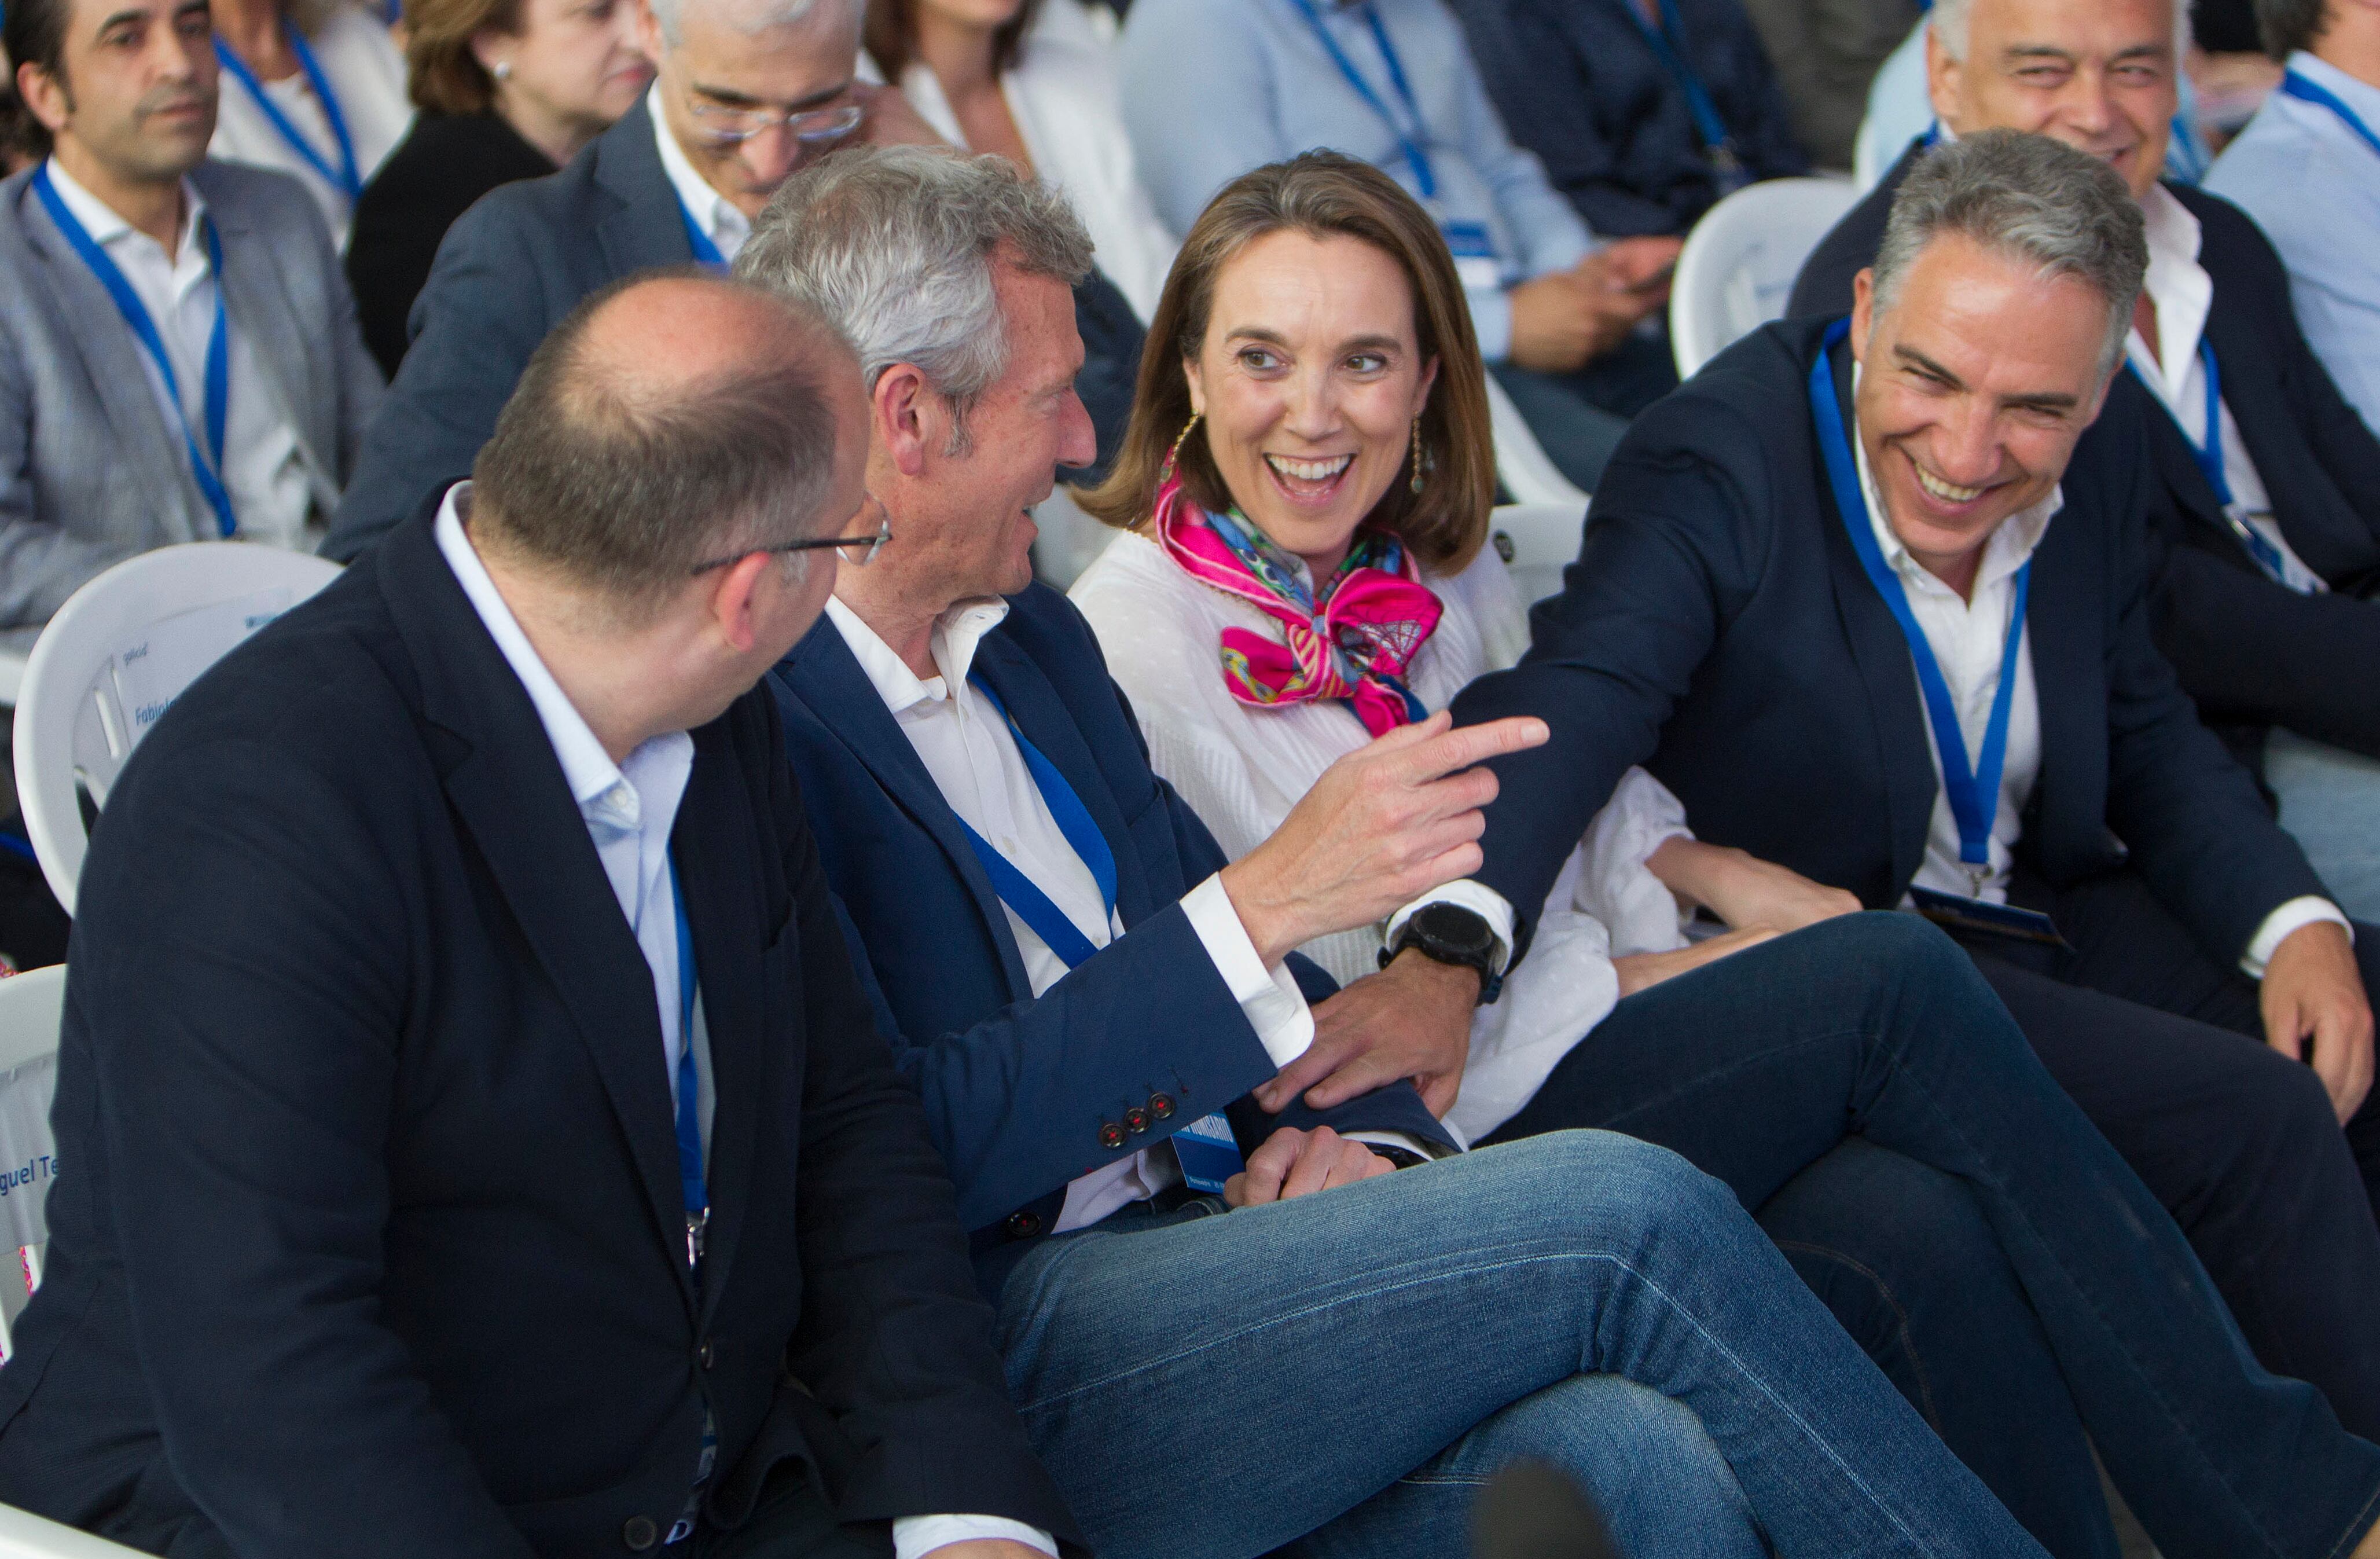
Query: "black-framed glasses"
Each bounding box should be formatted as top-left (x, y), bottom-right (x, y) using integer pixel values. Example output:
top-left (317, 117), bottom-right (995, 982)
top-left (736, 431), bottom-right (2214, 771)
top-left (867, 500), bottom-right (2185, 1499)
top-left (689, 512), bottom-right (891, 575)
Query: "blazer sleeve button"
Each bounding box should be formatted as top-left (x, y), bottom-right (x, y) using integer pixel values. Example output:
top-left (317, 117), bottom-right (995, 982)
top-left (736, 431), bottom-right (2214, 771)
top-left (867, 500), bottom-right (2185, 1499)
top-left (1123, 1106), bottom-right (1149, 1134)
top-left (1004, 1209), bottom-right (1043, 1238)
top-left (1098, 1122), bottom-right (1126, 1149)
top-left (1148, 1092), bottom-right (1175, 1120)
top-left (623, 1516), bottom-right (659, 1551)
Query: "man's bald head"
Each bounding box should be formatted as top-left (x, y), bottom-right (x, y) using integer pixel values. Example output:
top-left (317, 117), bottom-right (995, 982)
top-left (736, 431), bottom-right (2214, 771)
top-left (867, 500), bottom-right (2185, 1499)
top-left (472, 270), bottom-right (859, 616)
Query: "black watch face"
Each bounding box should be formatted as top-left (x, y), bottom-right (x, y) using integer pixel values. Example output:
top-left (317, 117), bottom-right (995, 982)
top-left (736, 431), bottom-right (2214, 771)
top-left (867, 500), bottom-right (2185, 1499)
top-left (1414, 903), bottom-right (1493, 958)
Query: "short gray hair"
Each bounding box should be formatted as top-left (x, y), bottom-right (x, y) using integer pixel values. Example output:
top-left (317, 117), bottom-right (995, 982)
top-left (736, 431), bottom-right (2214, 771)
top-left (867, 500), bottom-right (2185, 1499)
top-left (1872, 130), bottom-right (2148, 375)
top-left (735, 145), bottom-right (1094, 454)
top-left (1931, 0), bottom-right (2190, 60)
top-left (2254, 0), bottom-right (2330, 59)
top-left (647, 0), bottom-right (855, 51)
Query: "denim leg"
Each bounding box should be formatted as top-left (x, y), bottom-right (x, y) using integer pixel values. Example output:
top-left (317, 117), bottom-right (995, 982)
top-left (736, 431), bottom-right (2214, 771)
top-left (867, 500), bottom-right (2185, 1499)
top-left (2264, 731), bottom-right (2380, 920)
top-left (1288, 1375), bottom-right (1765, 1559)
top-left (1757, 1139), bottom-right (2116, 1559)
top-left (1483, 912), bottom-right (2380, 1559)
top-left (996, 1130), bottom-right (2043, 1559)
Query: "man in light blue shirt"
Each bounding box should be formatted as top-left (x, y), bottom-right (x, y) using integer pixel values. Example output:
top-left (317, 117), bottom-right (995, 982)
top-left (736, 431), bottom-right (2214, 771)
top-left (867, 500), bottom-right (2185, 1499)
top-left (2208, 0), bottom-right (2380, 434)
top-left (1119, 0), bottom-right (1684, 490)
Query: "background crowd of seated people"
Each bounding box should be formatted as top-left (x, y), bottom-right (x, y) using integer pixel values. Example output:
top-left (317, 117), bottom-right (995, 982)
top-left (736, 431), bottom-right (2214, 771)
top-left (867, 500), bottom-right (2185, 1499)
top-left (5, 0), bottom-right (2380, 1553)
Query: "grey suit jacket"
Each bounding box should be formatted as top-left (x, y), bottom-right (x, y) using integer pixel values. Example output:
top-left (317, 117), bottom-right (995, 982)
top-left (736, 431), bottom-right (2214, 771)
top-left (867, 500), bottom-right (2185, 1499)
top-left (0, 159), bottom-right (383, 644)
top-left (322, 100), bottom-right (691, 563)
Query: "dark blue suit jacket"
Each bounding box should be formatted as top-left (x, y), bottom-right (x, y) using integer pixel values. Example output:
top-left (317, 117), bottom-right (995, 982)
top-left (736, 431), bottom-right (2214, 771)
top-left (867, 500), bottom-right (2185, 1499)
top-left (324, 102), bottom-right (1147, 562)
top-left (1793, 146), bottom-right (2380, 759)
top-left (1447, 0), bottom-right (1807, 237)
top-left (0, 505), bottom-right (1075, 1558)
top-left (1451, 317), bottom-right (2326, 971)
top-left (767, 587), bottom-right (1455, 1298)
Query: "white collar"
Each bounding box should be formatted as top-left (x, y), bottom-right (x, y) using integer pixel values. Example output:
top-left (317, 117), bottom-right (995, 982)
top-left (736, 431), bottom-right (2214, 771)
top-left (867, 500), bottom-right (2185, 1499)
top-left (435, 482), bottom-right (643, 814)
top-left (1849, 363), bottom-right (2060, 599)
top-left (647, 82), bottom-right (750, 262)
top-left (42, 157), bottom-right (208, 269)
top-left (2126, 180), bottom-right (2212, 403)
top-left (825, 593), bottom-right (1012, 716)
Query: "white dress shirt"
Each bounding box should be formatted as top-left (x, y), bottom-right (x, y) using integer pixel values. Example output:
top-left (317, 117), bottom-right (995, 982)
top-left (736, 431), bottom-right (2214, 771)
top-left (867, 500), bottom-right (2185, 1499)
top-left (439, 493), bottom-right (1031, 1559)
top-left (827, 595), bottom-right (1320, 1228)
top-left (2125, 182), bottom-right (2327, 596)
top-left (207, 1), bottom-right (410, 247)
top-left (651, 85), bottom-right (752, 265)
top-left (1071, 531), bottom-right (1695, 1145)
top-left (43, 159), bottom-right (313, 549)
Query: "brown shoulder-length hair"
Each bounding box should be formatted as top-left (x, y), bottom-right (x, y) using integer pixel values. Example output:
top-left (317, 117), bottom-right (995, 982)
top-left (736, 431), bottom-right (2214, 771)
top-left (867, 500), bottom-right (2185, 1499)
top-left (405, 0), bottom-right (524, 115)
top-left (1079, 151), bottom-right (1496, 573)
top-left (864, 0), bottom-right (1042, 83)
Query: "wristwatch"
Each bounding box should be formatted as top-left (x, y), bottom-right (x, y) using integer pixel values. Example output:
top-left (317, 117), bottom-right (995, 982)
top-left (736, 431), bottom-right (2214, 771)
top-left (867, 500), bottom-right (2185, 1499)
top-left (1382, 902), bottom-right (1504, 1003)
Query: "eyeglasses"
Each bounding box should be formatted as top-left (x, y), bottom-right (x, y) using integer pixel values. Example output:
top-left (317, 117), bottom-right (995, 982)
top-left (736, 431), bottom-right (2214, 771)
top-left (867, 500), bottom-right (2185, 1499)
top-left (689, 512), bottom-right (891, 575)
top-left (682, 82), bottom-right (864, 148)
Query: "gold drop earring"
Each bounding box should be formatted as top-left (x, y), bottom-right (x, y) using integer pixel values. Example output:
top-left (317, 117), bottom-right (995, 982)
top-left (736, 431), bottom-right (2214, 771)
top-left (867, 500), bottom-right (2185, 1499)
top-left (1163, 412), bottom-right (1203, 480)
top-left (1409, 417), bottom-right (1429, 496)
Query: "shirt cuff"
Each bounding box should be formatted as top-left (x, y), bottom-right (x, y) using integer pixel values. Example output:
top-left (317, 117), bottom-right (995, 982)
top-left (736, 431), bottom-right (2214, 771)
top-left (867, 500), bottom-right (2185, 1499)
top-left (1468, 284), bottom-right (1515, 363)
top-left (893, 1515), bottom-right (1057, 1559)
top-left (1181, 872), bottom-right (1314, 1067)
top-left (2243, 896), bottom-right (2355, 979)
top-left (1386, 881), bottom-right (1517, 976)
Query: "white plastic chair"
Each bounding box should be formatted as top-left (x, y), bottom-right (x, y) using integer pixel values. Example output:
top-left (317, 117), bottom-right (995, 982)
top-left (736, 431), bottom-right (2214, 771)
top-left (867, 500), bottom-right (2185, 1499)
top-left (0, 963), bottom-right (64, 1363)
top-left (13, 544), bottom-right (342, 915)
top-left (1485, 373), bottom-right (1593, 510)
top-left (0, 655), bottom-right (24, 711)
top-left (0, 1506), bottom-right (141, 1559)
top-left (1669, 177), bottom-right (1861, 380)
top-left (1489, 502), bottom-right (1590, 609)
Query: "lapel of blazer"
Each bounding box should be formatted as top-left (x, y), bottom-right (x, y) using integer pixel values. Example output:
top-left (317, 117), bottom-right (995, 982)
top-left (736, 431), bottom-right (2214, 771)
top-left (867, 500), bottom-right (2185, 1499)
top-left (1812, 334), bottom-right (1938, 896)
top-left (2017, 509), bottom-right (2098, 866)
top-left (16, 178), bottom-right (205, 543)
top-left (669, 717), bottom-right (763, 1323)
top-left (780, 621), bottom-right (1035, 1002)
top-left (593, 100), bottom-right (703, 277)
top-left (197, 167), bottom-right (339, 513)
top-left (971, 628), bottom-right (1158, 927)
top-left (375, 507), bottom-right (696, 1313)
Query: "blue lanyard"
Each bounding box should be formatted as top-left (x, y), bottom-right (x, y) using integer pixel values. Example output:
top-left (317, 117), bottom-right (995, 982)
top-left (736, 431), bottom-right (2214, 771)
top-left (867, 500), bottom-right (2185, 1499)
top-left (953, 676), bottom-right (1118, 971)
top-left (677, 196), bottom-right (728, 271)
top-left (1620, 0), bottom-right (1736, 168)
top-left (666, 858), bottom-right (707, 1276)
top-left (2128, 340), bottom-right (2291, 584)
top-left (1810, 320), bottom-right (2028, 876)
top-left (1285, 0), bottom-right (1438, 200)
top-left (214, 28), bottom-right (361, 203)
top-left (34, 165), bottom-right (236, 538)
top-left (2280, 68), bottom-right (2380, 162)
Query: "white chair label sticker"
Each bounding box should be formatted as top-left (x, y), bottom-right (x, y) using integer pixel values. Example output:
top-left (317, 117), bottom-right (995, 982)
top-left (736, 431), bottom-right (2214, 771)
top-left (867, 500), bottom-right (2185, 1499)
top-left (0, 1054), bottom-right (58, 1250)
top-left (110, 587), bottom-right (296, 750)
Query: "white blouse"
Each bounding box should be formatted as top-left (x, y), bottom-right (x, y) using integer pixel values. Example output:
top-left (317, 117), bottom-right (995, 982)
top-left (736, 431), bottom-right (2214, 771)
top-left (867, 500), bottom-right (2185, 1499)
top-left (1070, 529), bottom-right (1694, 1144)
top-left (899, 34), bottom-right (1178, 321)
top-left (210, 2), bottom-right (412, 250)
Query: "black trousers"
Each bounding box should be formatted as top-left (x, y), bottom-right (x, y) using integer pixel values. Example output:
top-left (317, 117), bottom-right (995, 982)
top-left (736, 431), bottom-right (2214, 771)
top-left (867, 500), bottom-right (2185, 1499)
top-left (1960, 867), bottom-right (2380, 1441)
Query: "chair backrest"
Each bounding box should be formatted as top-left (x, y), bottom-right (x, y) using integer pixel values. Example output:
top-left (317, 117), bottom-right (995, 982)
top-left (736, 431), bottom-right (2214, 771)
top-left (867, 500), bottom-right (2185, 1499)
top-left (0, 964), bottom-right (65, 1361)
top-left (1669, 177), bottom-right (1860, 379)
top-left (13, 545), bottom-right (343, 915)
top-left (0, 1502), bottom-right (147, 1558)
top-left (1489, 503), bottom-right (1589, 609)
top-left (1485, 373), bottom-right (1593, 511)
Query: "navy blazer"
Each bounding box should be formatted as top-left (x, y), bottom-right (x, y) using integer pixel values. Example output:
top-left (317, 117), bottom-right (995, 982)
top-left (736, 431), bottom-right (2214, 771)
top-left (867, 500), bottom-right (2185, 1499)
top-left (1794, 145), bottom-right (2380, 759)
top-left (324, 102), bottom-right (1148, 563)
top-left (0, 504), bottom-right (1075, 1558)
top-left (768, 587), bottom-right (1455, 1298)
top-left (1451, 317), bottom-right (2324, 971)
top-left (1447, 0), bottom-right (1808, 236)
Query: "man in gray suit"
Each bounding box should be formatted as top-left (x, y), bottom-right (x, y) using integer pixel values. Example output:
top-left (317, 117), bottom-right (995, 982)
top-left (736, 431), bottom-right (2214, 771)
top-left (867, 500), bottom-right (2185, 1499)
top-left (1, 0), bottom-right (382, 648)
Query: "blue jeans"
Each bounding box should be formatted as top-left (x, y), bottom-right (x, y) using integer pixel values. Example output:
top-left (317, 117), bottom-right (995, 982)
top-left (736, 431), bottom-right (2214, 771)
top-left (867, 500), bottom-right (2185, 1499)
top-left (997, 1130), bottom-right (2048, 1559)
top-left (1482, 912), bottom-right (2380, 1559)
top-left (2268, 729), bottom-right (2380, 920)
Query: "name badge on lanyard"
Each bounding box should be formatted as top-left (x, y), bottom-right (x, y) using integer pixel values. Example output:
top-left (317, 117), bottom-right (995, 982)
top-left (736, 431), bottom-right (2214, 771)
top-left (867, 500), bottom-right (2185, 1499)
top-left (1809, 319), bottom-right (2055, 939)
top-left (2128, 343), bottom-right (2299, 590)
top-left (34, 166), bottom-right (237, 539)
top-left (952, 676), bottom-right (1247, 1195)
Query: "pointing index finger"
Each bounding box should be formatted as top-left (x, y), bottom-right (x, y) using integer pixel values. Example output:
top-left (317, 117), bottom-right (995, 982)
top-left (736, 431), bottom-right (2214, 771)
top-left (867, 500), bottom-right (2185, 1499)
top-left (1393, 716), bottom-right (1549, 783)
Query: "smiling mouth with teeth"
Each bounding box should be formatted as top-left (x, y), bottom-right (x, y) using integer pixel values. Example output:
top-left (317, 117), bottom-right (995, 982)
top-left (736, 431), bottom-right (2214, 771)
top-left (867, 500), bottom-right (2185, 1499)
top-left (1913, 464), bottom-right (1985, 505)
top-left (1265, 453), bottom-right (1356, 487)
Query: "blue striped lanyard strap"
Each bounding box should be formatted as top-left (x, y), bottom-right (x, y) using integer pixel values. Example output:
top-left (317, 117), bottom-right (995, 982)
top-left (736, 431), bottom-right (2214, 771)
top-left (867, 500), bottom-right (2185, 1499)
top-left (32, 165), bottom-right (237, 538)
top-left (2280, 69), bottom-right (2380, 162)
top-left (1621, 0), bottom-right (1740, 179)
top-left (1284, 0), bottom-right (1439, 200)
top-left (2128, 342), bottom-right (2291, 585)
top-left (953, 676), bottom-right (1117, 969)
top-left (1810, 319), bottom-right (2028, 887)
top-left (666, 857), bottom-right (707, 1280)
top-left (214, 27), bottom-right (362, 203)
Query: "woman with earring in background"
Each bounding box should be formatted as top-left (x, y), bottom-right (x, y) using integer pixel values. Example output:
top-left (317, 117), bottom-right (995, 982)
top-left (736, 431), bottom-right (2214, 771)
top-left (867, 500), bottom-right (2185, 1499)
top-left (211, 0), bottom-right (412, 247)
top-left (343, 0), bottom-right (650, 376)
